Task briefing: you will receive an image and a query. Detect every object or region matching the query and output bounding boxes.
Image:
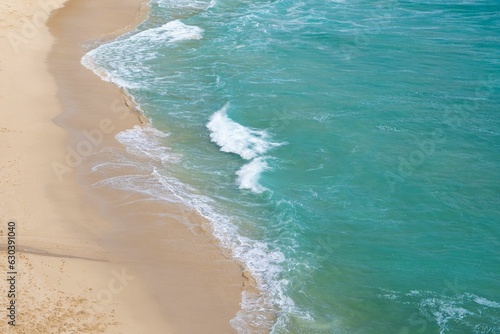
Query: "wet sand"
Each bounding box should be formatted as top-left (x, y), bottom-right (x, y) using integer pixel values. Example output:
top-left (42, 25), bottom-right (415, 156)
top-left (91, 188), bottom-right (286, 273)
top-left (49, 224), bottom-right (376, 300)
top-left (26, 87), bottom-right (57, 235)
top-left (0, 0), bottom-right (244, 332)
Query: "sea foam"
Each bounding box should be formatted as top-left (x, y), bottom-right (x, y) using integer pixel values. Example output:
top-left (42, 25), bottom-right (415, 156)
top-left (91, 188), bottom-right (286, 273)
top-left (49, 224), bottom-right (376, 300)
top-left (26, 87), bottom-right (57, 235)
top-left (207, 103), bottom-right (283, 193)
top-left (81, 20), bottom-right (203, 89)
top-left (106, 124), bottom-right (293, 332)
top-left (236, 157), bottom-right (269, 193)
top-left (207, 103), bottom-right (280, 160)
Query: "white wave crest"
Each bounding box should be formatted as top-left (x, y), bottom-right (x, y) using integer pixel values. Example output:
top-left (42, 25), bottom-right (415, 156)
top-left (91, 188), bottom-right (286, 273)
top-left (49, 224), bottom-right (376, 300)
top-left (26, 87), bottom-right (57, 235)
top-left (207, 103), bottom-right (281, 160)
top-left (143, 20), bottom-right (204, 43)
top-left (81, 20), bottom-right (203, 89)
top-left (207, 103), bottom-right (284, 193)
top-left (236, 157), bottom-right (269, 193)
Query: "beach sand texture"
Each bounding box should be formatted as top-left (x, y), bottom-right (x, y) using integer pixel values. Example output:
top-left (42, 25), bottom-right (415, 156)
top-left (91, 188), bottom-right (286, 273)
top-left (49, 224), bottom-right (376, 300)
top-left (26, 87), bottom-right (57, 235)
top-left (0, 0), bottom-right (244, 333)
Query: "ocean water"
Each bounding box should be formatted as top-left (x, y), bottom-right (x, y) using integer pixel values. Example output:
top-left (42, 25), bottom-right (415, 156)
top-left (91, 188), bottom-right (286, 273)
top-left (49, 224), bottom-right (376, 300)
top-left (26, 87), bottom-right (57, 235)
top-left (82, 0), bottom-right (500, 333)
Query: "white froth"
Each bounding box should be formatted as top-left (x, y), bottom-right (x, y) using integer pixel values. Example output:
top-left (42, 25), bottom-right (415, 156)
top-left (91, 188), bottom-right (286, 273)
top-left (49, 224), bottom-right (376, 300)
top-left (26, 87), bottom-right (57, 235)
top-left (207, 103), bottom-right (281, 160)
top-left (473, 296), bottom-right (500, 308)
top-left (236, 157), bottom-right (269, 193)
top-left (80, 11), bottom-right (293, 332)
top-left (378, 289), bottom-right (499, 334)
top-left (207, 103), bottom-right (284, 194)
top-left (154, 0), bottom-right (213, 10)
top-left (86, 123), bottom-right (298, 333)
top-left (116, 125), bottom-right (181, 164)
top-left (145, 20), bottom-right (204, 43)
top-left (81, 20), bottom-right (203, 89)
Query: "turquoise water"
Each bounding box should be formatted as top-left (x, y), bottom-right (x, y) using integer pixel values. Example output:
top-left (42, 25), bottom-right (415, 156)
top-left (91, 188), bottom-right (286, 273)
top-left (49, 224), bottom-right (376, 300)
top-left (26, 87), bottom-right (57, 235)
top-left (83, 0), bottom-right (500, 332)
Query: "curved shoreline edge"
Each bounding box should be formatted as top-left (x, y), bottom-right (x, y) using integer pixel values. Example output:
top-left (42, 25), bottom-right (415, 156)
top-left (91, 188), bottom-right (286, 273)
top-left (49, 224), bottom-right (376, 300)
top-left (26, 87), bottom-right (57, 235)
top-left (0, 0), bottom-right (250, 332)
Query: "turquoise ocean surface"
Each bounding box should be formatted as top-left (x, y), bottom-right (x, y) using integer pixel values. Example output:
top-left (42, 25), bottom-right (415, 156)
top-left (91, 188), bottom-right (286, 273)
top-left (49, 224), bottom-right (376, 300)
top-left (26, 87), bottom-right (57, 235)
top-left (83, 0), bottom-right (500, 332)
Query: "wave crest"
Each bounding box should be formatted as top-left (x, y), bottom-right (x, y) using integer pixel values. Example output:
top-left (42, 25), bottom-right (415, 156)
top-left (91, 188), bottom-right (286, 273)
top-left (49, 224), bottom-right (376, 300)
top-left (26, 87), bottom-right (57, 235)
top-left (207, 103), bottom-right (284, 193)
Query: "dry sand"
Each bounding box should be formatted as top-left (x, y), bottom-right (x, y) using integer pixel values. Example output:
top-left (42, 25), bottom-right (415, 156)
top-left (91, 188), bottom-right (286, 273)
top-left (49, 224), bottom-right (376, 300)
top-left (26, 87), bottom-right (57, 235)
top-left (0, 0), bottom-right (245, 333)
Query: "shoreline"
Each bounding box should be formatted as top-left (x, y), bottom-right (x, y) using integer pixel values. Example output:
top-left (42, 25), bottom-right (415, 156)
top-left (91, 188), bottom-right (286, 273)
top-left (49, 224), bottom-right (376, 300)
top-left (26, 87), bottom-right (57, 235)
top-left (1, 0), bottom-right (247, 332)
top-left (0, 0), bottom-right (172, 332)
top-left (48, 0), bottom-right (248, 333)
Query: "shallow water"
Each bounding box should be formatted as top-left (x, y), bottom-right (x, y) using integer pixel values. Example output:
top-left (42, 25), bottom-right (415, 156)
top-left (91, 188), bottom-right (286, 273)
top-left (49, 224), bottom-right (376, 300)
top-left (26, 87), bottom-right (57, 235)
top-left (83, 0), bottom-right (500, 332)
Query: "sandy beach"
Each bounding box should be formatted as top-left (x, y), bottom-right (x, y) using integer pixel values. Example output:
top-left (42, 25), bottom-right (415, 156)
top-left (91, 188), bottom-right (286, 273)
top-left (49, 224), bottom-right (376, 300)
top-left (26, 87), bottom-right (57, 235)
top-left (0, 0), bottom-right (244, 332)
